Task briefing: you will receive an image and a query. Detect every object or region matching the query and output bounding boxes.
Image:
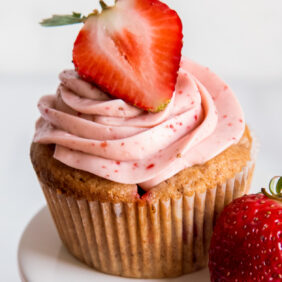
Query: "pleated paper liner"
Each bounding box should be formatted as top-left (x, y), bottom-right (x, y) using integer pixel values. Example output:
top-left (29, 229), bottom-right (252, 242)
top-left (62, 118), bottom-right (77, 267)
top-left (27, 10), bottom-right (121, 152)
top-left (40, 155), bottom-right (255, 278)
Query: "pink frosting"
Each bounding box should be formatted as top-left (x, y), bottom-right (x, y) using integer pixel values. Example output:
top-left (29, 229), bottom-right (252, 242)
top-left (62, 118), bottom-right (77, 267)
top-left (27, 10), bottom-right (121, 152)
top-left (34, 58), bottom-right (245, 190)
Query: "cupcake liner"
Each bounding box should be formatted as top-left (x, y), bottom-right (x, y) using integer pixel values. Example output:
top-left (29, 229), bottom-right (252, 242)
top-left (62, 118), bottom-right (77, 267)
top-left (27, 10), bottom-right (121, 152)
top-left (40, 149), bottom-right (256, 278)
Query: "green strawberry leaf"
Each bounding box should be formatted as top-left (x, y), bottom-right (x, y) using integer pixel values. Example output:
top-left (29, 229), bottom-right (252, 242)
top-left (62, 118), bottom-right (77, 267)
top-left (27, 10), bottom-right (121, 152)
top-left (40, 12), bottom-right (86, 27)
top-left (262, 176), bottom-right (282, 202)
top-left (276, 177), bottom-right (282, 194)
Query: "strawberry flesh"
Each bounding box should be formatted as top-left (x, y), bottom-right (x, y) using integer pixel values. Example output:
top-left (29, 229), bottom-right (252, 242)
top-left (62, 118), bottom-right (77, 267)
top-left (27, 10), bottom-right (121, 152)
top-left (73, 0), bottom-right (183, 112)
top-left (209, 193), bottom-right (282, 281)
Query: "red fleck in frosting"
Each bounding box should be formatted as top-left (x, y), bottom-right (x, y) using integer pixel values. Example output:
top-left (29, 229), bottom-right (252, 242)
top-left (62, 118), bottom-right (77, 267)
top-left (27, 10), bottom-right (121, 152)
top-left (34, 58), bottom-right (245, 190)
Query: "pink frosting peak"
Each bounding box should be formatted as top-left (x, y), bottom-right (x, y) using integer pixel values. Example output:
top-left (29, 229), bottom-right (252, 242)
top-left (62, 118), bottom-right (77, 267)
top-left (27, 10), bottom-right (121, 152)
top-left (34, 58), bottom-right (245, 190)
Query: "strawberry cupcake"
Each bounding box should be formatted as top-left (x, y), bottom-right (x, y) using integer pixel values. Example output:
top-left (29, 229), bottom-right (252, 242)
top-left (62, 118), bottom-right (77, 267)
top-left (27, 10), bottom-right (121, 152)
top-left (30, 0), bottom-right (256, 278)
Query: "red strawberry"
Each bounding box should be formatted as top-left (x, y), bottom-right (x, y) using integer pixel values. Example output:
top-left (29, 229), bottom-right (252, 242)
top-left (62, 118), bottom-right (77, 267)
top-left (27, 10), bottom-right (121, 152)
top-left (72, 0), bottom-right (183, 112)
top-left (209, 177), bottom-right (282, 282)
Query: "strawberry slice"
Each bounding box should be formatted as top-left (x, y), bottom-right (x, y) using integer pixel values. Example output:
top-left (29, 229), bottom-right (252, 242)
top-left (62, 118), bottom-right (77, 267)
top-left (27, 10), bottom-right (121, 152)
top-left (72, 0), bottom-right (183, 112)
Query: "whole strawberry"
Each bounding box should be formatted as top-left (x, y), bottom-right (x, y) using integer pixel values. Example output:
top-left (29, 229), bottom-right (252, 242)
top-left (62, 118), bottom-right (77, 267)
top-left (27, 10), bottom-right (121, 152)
top-left (209, 177), bottom-right (282, 282)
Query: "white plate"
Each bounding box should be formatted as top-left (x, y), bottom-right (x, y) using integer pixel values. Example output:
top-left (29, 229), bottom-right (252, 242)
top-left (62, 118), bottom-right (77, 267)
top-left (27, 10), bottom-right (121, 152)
top-left (18, 207), bottom-right (209, 282)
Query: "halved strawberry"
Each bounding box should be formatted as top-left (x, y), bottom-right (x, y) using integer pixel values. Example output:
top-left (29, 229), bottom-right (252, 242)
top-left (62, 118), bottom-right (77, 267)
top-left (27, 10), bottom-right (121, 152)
top-left (72, 0), bottom-right (183, 112)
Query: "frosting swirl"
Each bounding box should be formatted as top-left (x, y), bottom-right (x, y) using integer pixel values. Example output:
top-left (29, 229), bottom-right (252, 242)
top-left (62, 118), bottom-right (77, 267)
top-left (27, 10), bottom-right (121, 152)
top-left (34, 58), bottom-right (245, 190)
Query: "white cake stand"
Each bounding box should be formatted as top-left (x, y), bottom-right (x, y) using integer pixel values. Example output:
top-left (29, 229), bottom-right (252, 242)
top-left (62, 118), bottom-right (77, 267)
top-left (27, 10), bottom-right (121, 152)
top-left (18, 207), bottom-right (209, 282)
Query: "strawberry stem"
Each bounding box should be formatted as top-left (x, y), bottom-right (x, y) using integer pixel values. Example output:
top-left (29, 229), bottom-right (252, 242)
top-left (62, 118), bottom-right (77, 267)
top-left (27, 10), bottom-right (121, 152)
top-left (99, 0), bottom-right (110, 10)
top-left (261, 176), bottom-right (282, 202)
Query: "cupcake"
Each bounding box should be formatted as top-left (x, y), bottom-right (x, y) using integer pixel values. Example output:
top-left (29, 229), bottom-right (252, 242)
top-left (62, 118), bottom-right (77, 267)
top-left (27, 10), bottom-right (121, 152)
top-left (31, 0), bottom-right (255, 278)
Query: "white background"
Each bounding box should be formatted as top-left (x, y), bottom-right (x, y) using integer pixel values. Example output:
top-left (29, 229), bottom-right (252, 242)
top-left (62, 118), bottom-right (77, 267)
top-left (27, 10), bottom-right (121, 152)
top-left (0, 0), bottom-right (281, 281)
top-left (1, 0), bottom-right (282, 78)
